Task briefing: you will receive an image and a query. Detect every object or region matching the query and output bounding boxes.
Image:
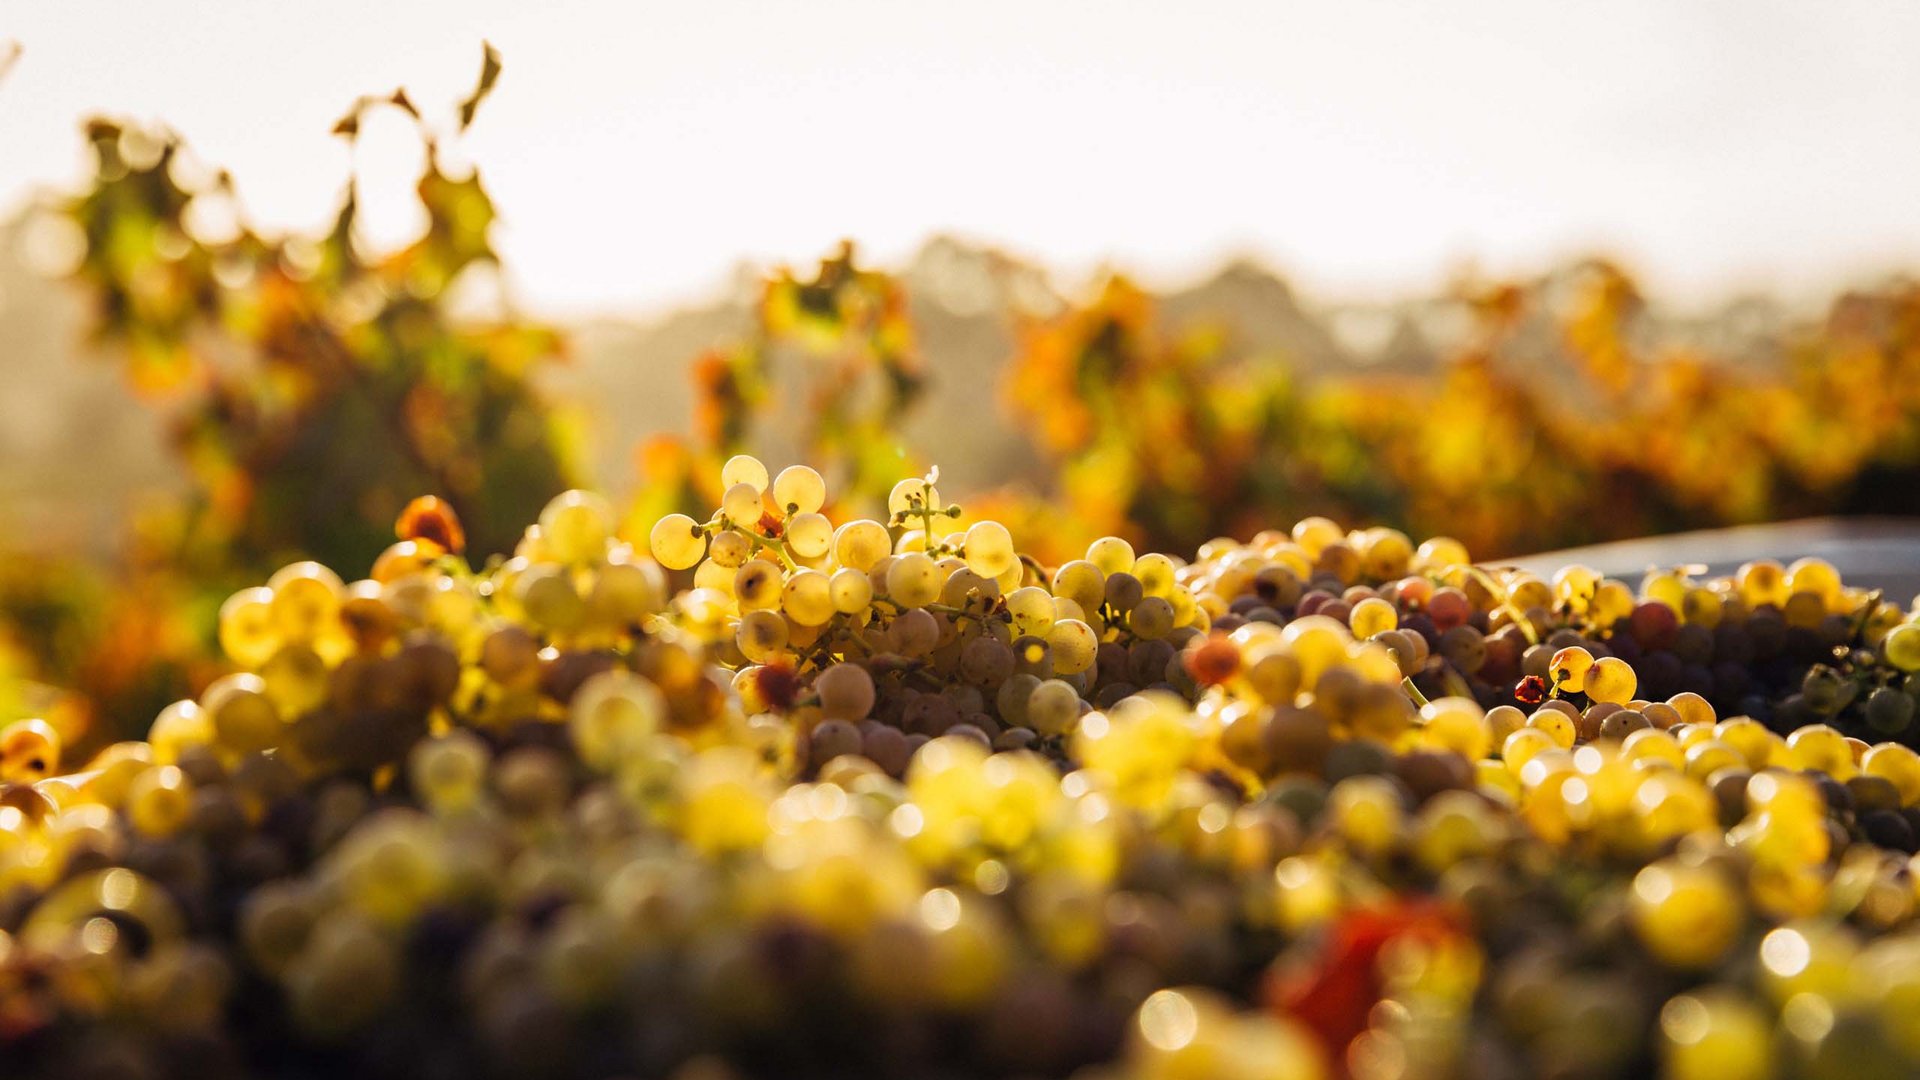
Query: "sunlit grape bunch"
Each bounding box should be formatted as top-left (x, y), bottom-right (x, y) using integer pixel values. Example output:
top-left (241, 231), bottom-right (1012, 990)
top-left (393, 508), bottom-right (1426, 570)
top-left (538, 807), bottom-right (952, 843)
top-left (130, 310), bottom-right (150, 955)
top-left (643, 456), bottom-right (1216, 777)
top-left (5, 461), bottom-right (1920, 1079)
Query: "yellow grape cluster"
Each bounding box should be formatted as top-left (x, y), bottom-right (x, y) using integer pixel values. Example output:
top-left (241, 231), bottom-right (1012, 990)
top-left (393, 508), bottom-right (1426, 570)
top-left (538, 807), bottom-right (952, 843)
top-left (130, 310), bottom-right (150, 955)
top-left (2, 462), bottom-right (1920, 1079)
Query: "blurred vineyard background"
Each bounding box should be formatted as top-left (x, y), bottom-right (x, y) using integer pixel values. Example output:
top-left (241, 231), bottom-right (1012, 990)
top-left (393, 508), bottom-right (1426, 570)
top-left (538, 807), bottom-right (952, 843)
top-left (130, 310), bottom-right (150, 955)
top-left (3, 54), bottom-right (1919, 753)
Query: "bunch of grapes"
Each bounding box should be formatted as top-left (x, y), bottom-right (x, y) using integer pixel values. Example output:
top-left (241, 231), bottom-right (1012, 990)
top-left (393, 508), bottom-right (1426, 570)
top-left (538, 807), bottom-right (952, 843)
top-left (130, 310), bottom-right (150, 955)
top-left (3, 463), bottom-right (1920, 1079)
top-left (646, 457), bottom-right (1214, 778)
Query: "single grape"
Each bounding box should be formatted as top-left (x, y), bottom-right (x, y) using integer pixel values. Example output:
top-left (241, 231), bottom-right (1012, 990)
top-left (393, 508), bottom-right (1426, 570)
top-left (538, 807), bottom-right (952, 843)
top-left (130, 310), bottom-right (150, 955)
top-left (721, 482), bottom-right (764, 526)
top-left (1668, 691), bottom-right (1715, 728)
top-left (1549, 646), bottom-right (1594, 693)
top-left (940, 566), bottom-right (1000, 611)
top-left (1415, 535), bottom-right (1470, 570)
top-left (1736, 559), bottom-right (1789, 608)
top-left (1348, 596), bottom-right (1397, 638)
top-left (888, 553), bottom-right (945, 609)
top-left (409, 730), bottom-right (493, 812)
top-left (204, 673), bottom-right (284, 755)
top-left (833, 519), bottom-right (893, 571)
top-left (961, 638), bottom-right (1015, 688)
top-left (772, 466), bottom-right (827, 516)
top-left (1428, 587), bottom-right (1470, 631)
top-left (1863, 741), bottom-right (1920, 805)
top-left (1291, 517), bottom-right (1343, 556)
top-left (1659, 991), bottom-right (1773, 1080)
top-left (1132, 553), bottom-right (1178, 599)
top-left (1885, 624), bottom-right (1920, 672)
top-left (736, 610), bottom-right (790, 663)
top-left (1005, 586), bottom-right (1057, 638)
top-left (1359, 528), bottom-right (1413, 579)
top-left (1783, 723), bottom-right (1854, 776)
top-left (734, 559), bottom-right (784, 611)
top-left (1439, 625), bottom-right (1486, 674)
top-left (720, 453), bottom-right (769, 492)
top-left (829, 567), bottom-right (874, 614)
top-left (588, 556), bottom-right (667, 626)
top-left (1420, 697), bottom-right (1491, 759)
top-left (1047, 619), bottom-right (1098, 676)
top-left (781, 569), bottom-right (835, 627)
top-left (963, 520), bottom-right (1017, 579)
top-left (1105, 572), bottom-right (1145, 614)
top-left (1050, 560), bottom-right (1106, 614)
top-left (1129, 596), bottom-right (1175, 641)
top-left (0, 719), bottom-right (60, 782)
top-left (890, 609), bottom-right (940, 657)
top-left (648, 514), bottom-right (708, 570)
top-left (1026, 680), bottom-right (1082, 736)
top-left (1786, 556), bottom-right (1842, 609)
top-left (1528, 708), bottom-right (1576, 749)
top-left (219, 586), bottom-right (282, 668)
top-left (126, 765), bottom-right (195, 838)
top-left (887, 477), bottom-right (942, 519)
top-left (1086, 536), bottom-right (1136, 576)
top-left (149, 699), bottom-right (215, 765)
top-left (268, 562), bottom-right (345, 643)
top-left (538, 490), bottom-right (614, 563)
top-left (816, 663), bottom-right (876, 720)
top-left (693, 558), bottom-right (737, 595)
top-left (516, 566), bottom-right (586, 632)
top-left (785, 512), bottom-right (834, 560)
top-left (996, 673), bottom-right (1043, 729)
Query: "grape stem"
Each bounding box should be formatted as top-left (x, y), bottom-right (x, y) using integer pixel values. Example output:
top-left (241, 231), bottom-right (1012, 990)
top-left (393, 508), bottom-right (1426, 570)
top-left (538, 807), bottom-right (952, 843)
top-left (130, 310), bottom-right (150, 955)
top-left (889, 478), bottom-right (961, 554)
top-left (1852, 589), bottom-right (1885, 640)
top-left (1400, 678), bottom-right (1431, 708)
top-left (1462, 565), bottom-right (1539, 647)
top-left (726, 517), bottom-right (799, 572)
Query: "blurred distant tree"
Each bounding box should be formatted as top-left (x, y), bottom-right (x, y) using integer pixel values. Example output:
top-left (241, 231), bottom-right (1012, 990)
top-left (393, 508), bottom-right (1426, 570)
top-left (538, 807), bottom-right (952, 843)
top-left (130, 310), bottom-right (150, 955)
top-left (2, 46), bottom-right (579, 746)
top-left (993, 276), bottom-right (1316, 552)
top-left (66, 43), bottom-right (576, 574)
top-left (627, 242), bottom-right (925, 534)
top-left (994, 261), bottom-right (1920, 561)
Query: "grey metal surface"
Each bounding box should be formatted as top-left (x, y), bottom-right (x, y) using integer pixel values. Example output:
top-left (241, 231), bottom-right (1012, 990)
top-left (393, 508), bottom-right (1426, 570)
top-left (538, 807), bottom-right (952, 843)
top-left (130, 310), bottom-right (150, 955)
top-left (1498, 518), bottom-right (1920, 604)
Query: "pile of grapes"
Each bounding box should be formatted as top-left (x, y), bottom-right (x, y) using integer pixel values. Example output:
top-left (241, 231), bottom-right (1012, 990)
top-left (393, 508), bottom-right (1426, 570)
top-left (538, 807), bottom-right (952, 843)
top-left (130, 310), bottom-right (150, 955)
top-left (4, 459), bottom-right (1920, 1080)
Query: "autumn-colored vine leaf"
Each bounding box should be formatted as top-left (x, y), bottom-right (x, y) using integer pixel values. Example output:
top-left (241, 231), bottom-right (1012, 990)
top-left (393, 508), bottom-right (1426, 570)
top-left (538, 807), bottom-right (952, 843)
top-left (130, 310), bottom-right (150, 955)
top-left (458, 42), bottom-right (503, 131)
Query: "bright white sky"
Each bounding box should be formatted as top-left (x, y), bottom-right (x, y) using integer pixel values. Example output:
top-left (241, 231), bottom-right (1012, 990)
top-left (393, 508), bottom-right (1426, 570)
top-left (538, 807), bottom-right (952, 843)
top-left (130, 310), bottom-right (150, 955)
top-left (4, 1), bottom-right (1918, 317)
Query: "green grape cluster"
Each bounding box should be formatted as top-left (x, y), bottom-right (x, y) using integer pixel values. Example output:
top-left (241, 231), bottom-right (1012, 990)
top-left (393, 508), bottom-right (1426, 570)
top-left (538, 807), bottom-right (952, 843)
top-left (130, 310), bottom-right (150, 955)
top-left (645, 457), bottom-right (1213, 779)
top-left (3, 463), bottom-right (1920, 1079)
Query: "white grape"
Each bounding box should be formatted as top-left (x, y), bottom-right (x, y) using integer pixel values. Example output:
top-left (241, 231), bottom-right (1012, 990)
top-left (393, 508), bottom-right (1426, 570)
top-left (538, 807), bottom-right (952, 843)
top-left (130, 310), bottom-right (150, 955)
top-left (964, 520), bottom-right (1017, 579)
top-left (772, 466), bottom-right (827, 515)
top-left (786, 512), bottom-right (833, 559)
top-left (720, 454), bottom-right (769, 492)
top-left (648, 514), bottom-right (707, 571)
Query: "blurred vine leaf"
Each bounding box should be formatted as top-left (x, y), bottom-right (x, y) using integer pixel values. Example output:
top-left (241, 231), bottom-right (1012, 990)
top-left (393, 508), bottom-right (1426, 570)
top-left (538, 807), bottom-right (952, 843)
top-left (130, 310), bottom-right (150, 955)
top-left (332, 89), bottom-right (419, 137)
top-left (625, 241), bottom-right (927, 539)
top-left (25, 44), bottom-right (578, 743)
top-left (66, 44), bottom-right (576, 574)
top-left (995, 260), bottom-right (1920, 561)
top-left (459, 42), bottom-right (504, 131)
